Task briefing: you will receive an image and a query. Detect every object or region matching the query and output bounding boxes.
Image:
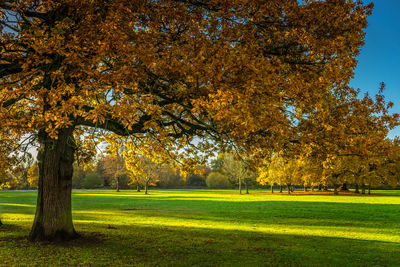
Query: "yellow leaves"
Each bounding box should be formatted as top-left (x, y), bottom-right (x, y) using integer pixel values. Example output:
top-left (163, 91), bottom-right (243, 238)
top-left (0, 0), bottom-right (380, 174)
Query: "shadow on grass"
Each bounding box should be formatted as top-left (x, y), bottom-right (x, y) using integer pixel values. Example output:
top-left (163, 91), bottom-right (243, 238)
top-left (1, 220), bottom-right (398, 266)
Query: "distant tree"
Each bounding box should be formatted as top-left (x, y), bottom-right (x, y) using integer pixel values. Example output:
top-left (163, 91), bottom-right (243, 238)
top-left (27, 163), bottom-right (39, 189)
top-left (222, 153), bottom-right (252, 194)
top-left (101, 155), bottom-right (127, 192)
top-left (257, 153), bottom-right (303, 194)
top-left (157, 166), bottom-right (184, 188)
top-left (72, 164), bottom-right (87, 189)
top-left (126, 155), bottom-right (160, 195)
top-left (206, 172), bottom-right (230, 189)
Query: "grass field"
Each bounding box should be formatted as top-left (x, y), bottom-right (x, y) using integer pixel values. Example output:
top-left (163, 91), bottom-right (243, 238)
top-left (1, 190), bottom-right (400, 266)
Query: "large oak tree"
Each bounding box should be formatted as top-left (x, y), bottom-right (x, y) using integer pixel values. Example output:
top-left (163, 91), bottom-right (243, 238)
top-left (0, 0), bottom-right (372, 241)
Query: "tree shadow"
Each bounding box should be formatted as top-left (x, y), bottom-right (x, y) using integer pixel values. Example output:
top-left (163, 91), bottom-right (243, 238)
top-left (4, 221), bottom-right (395, 266)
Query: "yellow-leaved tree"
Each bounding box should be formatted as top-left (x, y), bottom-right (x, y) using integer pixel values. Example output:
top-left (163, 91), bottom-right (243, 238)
top-left (0, 0), bottom-right (373, 241)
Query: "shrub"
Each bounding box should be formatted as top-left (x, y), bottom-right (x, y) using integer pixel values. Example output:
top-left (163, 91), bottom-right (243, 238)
top-left (186, 174), bottom-right (207, 187)
top-left (82, 173), bottom-right (104, 189)
top-left (206, 172), bottom-right (231, 188)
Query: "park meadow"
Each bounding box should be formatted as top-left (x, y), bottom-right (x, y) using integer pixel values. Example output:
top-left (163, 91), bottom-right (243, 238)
top-left (1, 189), bottom-right (399, 266)
top-left (1, 1), bottom-right (400, 266)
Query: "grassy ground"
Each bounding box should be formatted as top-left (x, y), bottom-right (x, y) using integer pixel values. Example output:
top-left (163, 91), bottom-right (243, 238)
top-left (1, 189), bottom-right (400, 266)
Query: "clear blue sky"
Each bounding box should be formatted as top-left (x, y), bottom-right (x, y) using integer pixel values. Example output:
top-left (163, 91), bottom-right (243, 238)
top-left (349, 0), bottom-right (400, 139)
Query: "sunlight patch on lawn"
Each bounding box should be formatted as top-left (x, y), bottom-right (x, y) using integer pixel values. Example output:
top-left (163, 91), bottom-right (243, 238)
top-left (73, 210), bottom-right (400, 244)
top-left (0, 203), bottom-right (35, 208)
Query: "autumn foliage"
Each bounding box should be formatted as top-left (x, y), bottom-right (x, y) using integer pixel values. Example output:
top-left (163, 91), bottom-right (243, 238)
top-left (1, 0), bottom-right (397, 242)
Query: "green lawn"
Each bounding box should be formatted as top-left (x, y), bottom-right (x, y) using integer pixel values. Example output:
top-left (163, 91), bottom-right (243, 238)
top-left (1, 190), bottom-right (400, 266)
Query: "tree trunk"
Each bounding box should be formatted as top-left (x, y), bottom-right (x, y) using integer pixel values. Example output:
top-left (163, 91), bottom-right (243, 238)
top-left (355, 184), bottom-right (360, 193)
top-left (271, 184), bottom-right (274, 193)
top-left (287, 184), bottom-right (291, 194)
top-left (340, 183), bottom-right (349, 191)
top-left (334, 185), bottom-right (339, 195)
top-left (368, 184), bottom-right (371, 195)
top-left (361, 184), bottom-right (366, 194)
top-left (145, 180), bottom-right (148, 195)
top-left (116, 176), bottom-right (120, 192)
top-left (279, 184), bottom-right (283, 193)
top-left (318, 184), bottom-right (322, 191)
top-left (323, 186), bottom-right (328, 191)
top-left (311, 186), bottom-right (314, 192)
top-left (304, 185), bottom-right (307, 192)
top-left (245, 182), bottom-right (249, 194)
top-left (239, 177), bottom-right (242, 194)
top-left (29, 128), bottom-right (78, 242)
top-left (136, 183), bottom-right (141, 192)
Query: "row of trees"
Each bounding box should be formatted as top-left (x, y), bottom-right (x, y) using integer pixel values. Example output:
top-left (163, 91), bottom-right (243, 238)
top-left (4, 146), bottom-right (399, 194)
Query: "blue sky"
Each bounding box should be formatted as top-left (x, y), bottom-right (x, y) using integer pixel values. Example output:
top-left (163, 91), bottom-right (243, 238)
top-left (349, 0), bottom-right (400, 138)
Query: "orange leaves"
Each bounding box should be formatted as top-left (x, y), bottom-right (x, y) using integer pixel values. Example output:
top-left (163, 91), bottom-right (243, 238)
top-left (0, 0), bottom-right (380, 170)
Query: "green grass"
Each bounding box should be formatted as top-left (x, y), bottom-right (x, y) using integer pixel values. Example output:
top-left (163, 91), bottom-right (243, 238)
top-left (1, 190), bottom-right (400, 266)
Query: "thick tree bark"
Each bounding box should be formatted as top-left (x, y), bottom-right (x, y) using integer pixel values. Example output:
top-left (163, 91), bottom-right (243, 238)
top-left (145, 180), bottom-right (148, 195)
top-left (29, 127), bottom-right (78, 242)
top-left (271, 184), bottom-right (274, 193)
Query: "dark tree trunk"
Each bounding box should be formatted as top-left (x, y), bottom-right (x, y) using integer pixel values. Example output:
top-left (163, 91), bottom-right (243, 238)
top-left (340, 183), bottom-right (349, 191)
top-left (355, 184), bottom-right (360, 193)
top-left (318, 184), bottom-right (322, 191)
top-left (311, 186), bottom-right (314, 192)
top-left (116, 176), bottom-right (120, 192)
top-left (287, 184), bottom-right (291, 194)
top-left (361, 184), bottom-right (366, 194)
top-left (239, 177), bottom-right (242, 194)
top-left (145, 180), bottom-right (148, 195)
top-left (368, 184), bottom-right (371, 195)
top-left (271, 184), bottom-right (274, 193)
top-left (245, 182), bottom-right (249, 194)
top-left (279, 184), bottom-right (283, 193)
top-left (29, 128), bottom-right (78, 242)
top-left (304, 185), bottom-right (307, 192)
top-left (334, 184), bottom-right (339, 195)
top-left (136, 183), bottom-right (141, 192)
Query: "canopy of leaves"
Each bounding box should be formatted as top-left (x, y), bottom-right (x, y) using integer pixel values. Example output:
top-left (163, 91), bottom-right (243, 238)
top-left (0, 0), bottom-right (374, 165)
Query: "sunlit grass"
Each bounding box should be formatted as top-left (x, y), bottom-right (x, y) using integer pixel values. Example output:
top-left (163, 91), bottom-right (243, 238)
top-left (1, 190), bottom-right (400, 266)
